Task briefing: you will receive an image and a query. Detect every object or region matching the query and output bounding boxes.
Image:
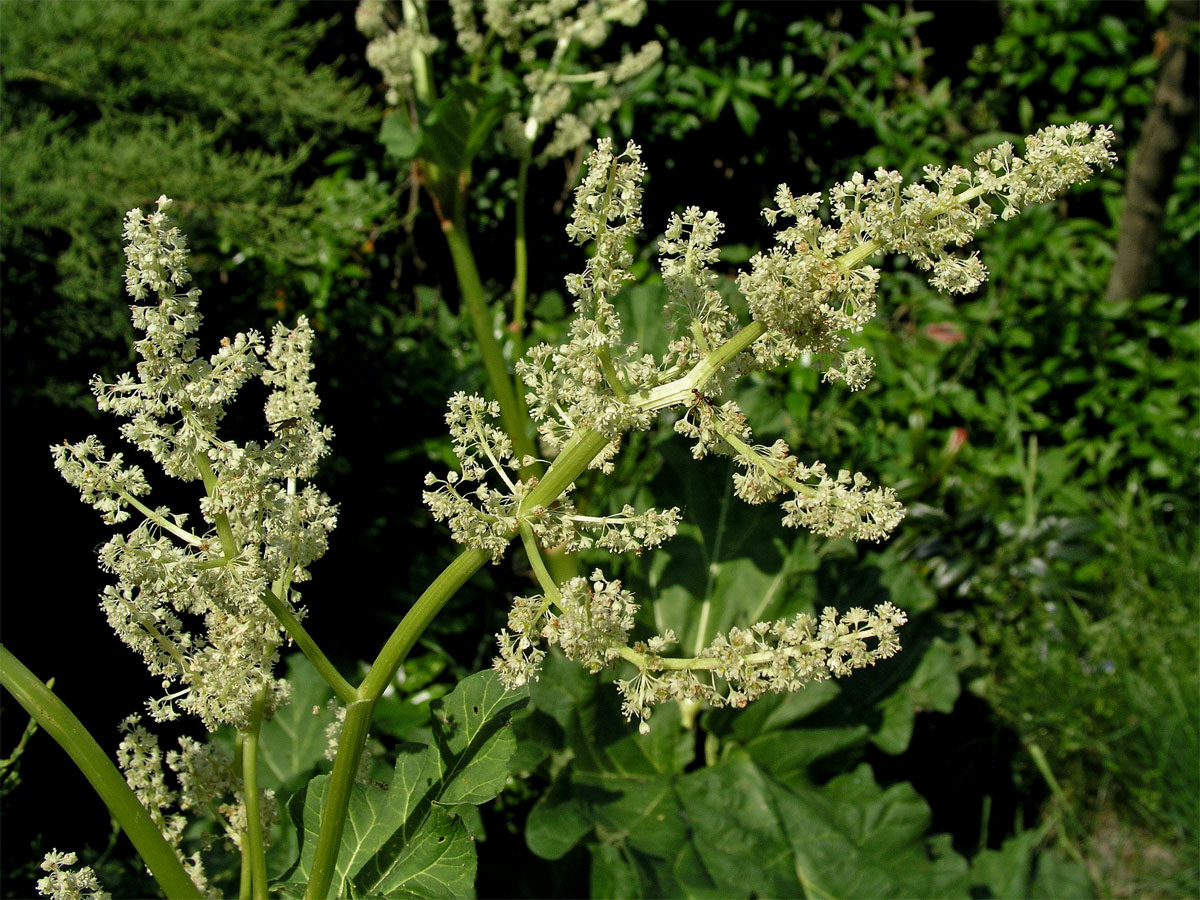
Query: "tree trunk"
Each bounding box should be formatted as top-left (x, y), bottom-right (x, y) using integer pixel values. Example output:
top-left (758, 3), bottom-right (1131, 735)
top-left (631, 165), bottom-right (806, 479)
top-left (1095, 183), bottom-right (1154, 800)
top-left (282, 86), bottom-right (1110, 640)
top-left (1104, 0), bottom-right (1199, 302)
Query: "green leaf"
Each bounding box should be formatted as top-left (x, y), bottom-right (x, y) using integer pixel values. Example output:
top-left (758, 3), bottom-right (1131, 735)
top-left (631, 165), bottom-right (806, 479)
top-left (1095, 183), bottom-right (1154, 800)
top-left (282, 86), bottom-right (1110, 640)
top-left (729, 94), bottom-right (760, 135)
top-left (379, 113), bottom-right (421, 163)
top-left (524, 778), bottom-right (593, 860)
top-left (286, 671), bottom-right (527, 898)
top-left (872, 637), bottom-right (961, 754)
top-left (969, 829), bottom-right (1092, 899)
top-left (419, 84), bottom-right (508, 175)
top-left (663, 756), bottom-right (969, 898)
top-left (258, 653), bottom-right (339, 794)
top-left (742, 724), bottom-right (869, 783)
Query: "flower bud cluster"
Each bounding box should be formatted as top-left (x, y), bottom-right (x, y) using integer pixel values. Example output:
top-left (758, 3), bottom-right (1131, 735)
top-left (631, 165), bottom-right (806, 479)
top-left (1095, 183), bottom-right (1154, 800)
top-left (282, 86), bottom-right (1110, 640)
top-left (423, 392), bottom-right (527, 561)
top-left (659, 207), bottom-right (740, 380)
top-left (51, 438), bottom-right (149, 524)
top-left (424, 391), bottom-right (678, 559)
top-left (95, 198), bottom-right (267, 481)
top-left (828, 122), bottom-right (1116, 295)
top-left (358, 0), bottom-right (660, 162)
top-left (36, 851), bottom-right (109, 900)
top-left (493, 570), bottom-right (639, 688)
top-left (674, 392), bottom-right (750, 460)
top-left (519, 140), bottom-right (665, 446)
top-left (719, 424), bottom-right (904, 543)
top-left (673, 391), bottom-right (904, 543)
top-left (781, 467), bottom-right (905, 542)
top-left (55, 199), bottom-right (336, 730)
top-left (492, 565), bottom-right (907, 735)
top-left (357, 0), bottom-right (439, 106)
top-left (115, 715), bottom-right (278, 896)
top-left (743, 122), bottom-right (1116, 380)
top-left (616, 602), bottom-right (908, 733)
top-left (468, 0), bottom-right (659, 161)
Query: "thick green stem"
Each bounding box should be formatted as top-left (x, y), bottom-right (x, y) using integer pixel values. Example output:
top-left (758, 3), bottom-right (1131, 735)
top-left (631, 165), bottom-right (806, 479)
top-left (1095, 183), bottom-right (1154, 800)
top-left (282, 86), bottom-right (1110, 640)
top-left (307, 427), bottom-right (611, 898)
top-left (512, 153), bottom-right (531, 394)
top-left (119, 491), bottom-right (204, 547)
top-left (304, 698), bottom-right (374, 900)
top-left (442, 218), bottom-right (538, 468)
top-left (630, 320), bottom-right (768, 411)
top-left (236, 730), bottom-right (251, 899)
top-left (399, 0), bottom-right (434, 106)
top-left (240, 692), bottom-right (269, 900)
top-left (359, 547), bottom-right (493, 701)
top-left (595, 346), bottom-right (629, 401)
top-left (0, 645), bottom-right (202, 900)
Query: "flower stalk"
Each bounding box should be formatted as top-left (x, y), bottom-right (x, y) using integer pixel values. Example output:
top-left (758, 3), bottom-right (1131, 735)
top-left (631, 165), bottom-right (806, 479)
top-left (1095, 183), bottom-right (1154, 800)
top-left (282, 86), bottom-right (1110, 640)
top-left (0, 645), bottom-right (203, 900)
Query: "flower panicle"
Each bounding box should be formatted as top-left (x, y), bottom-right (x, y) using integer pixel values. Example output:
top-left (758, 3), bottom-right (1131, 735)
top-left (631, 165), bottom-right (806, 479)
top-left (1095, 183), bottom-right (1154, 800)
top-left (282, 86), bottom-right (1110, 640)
top-left (360, 0), bottom-right (657, 161)
top-left (55, 199), bottom-right (337, 732)
top-left (674, 393), bottom-right (905, 543)
top-left (493, 569), bottom-right (639, 688)
top-left (659, 206), bottom-right (739, 377)
top-left (51, 437), bottom-right (150, 524)
top-left (424, 392), bottom-right (677, 559)
top-left (616, 601), bottom-right (909, 733)
top-left (517, 139), bottom-right (666, 445)
top-left (492, 565), bottom-right (908, 734)
top-left (111, 714), bottom-right (279, 895)
top-left (743, 121), bottom-right (1116, 378)
top-left (35, 851), bottom-right (110, 900)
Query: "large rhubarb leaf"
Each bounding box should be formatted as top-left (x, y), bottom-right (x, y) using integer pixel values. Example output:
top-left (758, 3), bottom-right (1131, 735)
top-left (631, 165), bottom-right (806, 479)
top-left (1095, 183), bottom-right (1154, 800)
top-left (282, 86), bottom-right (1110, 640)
top-left (280, 671), bottom-right (527, 898)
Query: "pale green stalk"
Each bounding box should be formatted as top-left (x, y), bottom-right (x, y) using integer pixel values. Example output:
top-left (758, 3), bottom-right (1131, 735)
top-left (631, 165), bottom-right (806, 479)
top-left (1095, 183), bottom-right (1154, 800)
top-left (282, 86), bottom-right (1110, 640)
top-left (399, 0), bottom-right (434, 106)
top-left (0, 645), bottom-right (203, 900)
top-left (519, 521), bottom-right (562, 604)
top-left (512, 153), bottom-right (532, 423)
top-left (195, 453), bottom-right (238, 559)
top-left (118, 491), bottom-right (204, 547)
top-left (631, 320), bottom-right (768, 410)
top-left (442, 218), bottom-right (538, 470)
top-left (240, 691), bottom-right (269, 900)
top-left (306, 428), bottom-right (611, 899)
top-left (235, 732), bottom-right (252, 899)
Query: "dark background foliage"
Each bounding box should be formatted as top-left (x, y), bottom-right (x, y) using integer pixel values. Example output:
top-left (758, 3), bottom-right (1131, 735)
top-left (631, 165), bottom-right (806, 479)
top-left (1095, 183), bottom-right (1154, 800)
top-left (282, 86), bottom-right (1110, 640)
top-left (3, 1), bottom-right (1196, 897)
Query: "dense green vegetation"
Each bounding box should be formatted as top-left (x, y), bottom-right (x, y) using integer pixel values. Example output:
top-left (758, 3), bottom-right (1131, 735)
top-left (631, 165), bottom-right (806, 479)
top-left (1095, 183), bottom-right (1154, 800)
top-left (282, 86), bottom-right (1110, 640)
top-left (3, 1), bottom-right (1195, 898)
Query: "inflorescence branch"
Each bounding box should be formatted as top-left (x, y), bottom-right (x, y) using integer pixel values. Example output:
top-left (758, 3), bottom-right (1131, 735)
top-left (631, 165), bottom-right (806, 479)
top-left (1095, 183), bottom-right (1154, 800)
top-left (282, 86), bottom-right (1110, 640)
top-left (420, 124), bottom-right (1117, 730)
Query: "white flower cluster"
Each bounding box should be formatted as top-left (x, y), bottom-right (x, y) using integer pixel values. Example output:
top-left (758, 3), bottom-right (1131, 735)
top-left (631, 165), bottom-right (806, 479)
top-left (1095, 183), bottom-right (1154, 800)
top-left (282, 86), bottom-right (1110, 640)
top-left (35, 851), bottom-right (109, 900)
top-left (357, 0), bottom-right (439, 106)
top-left (659, 207), bottom-right (740, 380)
top-left (616, 602), bottom-right (908, 734)
top-left (53, 197), bottom-right (336, 730)
top-left (493, 570), bottom-right (639, 687)
top-left (672, 387), bottom-right (903, 543)
top-left (423, 391), bottom-right (678, 560)
top-left (739, 184), bottom-right (883, 370)
top-left (464, 124), bottom-right (1113, 728)
top-left (357, 0), bottom-right (660, 162)
top-left (519, 140), bottom-right (666, 453)
top-left (744, 122), bottom-right (1116, 373)
top-left (116, 716), bottom-right (278, 897)
top-left (455, 0), bottom-right (661, 161)
top-left (492, 567), bottom-right (907, 735)
top-left (829, 121), bottom-right (1117, 294)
